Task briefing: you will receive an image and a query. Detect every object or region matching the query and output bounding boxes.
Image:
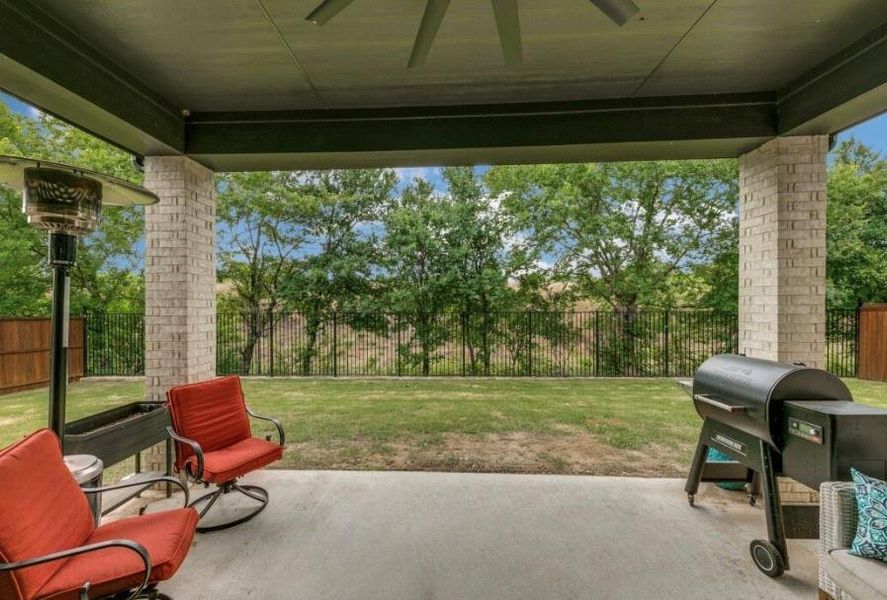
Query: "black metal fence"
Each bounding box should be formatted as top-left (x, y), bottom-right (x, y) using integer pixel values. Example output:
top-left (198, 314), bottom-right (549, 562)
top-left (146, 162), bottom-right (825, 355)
top-left (84, 312), bottom-right (145, 376)
top-left (84, 309), bottom-right (860, 378)
top-left (826, 308), bottom-right (859, 377)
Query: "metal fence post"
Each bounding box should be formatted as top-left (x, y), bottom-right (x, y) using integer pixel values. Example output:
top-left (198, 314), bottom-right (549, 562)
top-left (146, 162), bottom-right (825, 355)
top-left (332, 312), bottom-right (338, 377)
top-left (593, 311), bottom-right (600, 376)
top-left (396, 313), bottom-right (401, 377)
top-left (269, 310), bottom-right (275, 377)
top-left (461, 312), bottom-right (467, 376)
top-left (527, 311), bottom-right (533, 377)
top-left (854, 302), bottom-right (861, 377)
top-left (82, 312), bottom-right (89, 377)
top-left (663, 310), bottom-right (670, 377)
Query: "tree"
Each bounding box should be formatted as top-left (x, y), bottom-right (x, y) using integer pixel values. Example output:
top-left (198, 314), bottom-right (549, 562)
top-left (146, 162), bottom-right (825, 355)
top-left (281, 169), bottom-right (396, 375)
top-left (0, 103), bottom-right (48, 316)
top-left (441, 167), bottom-right (539, 375)
top-left (0, 105), bottom-right (146, 315)
top-left (217, 171), bottom-right (307, 373)
top-left (28, 115), bottom-right (147, 313)
top-left (684, 224), bottom-right (738, 312)
top-left (826, 139), bottom-right (887, 308)
top-left (486, 161), bottom-right (738, 310)
top-left (380, 178), bottom-right (458, 376)
top-left (487, 161), bottom-right (738, 375)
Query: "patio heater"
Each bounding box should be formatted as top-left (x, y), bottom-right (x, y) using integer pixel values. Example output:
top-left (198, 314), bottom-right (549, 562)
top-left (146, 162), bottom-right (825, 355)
top-left (0, 156), bottom-right (158, 447)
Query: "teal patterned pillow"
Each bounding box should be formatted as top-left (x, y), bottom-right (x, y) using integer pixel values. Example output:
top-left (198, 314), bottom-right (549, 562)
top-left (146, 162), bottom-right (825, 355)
top-left (849, 468), bottom-right (887, 562)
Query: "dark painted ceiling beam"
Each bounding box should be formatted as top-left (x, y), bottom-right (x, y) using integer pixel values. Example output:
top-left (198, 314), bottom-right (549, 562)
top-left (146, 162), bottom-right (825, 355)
top-left (0, 0), bottom-right (184, 155)
top-left (185, 93), bottom-right (777, 158)
top-left (778, 21), bottom-right (887, 134)
top-left (0, 0), bottom-right (883, 169)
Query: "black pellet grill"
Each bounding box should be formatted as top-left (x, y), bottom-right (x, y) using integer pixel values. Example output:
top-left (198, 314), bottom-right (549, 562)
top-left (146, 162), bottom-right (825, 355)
top-left (684, 354), bottom-right (887, 577)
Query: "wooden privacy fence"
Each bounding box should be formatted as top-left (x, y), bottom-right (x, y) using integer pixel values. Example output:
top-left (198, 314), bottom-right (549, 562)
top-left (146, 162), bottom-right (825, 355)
top-left (859, 304), bottom-right (887, 381)
top-left (0, 317), bottom-right (84, 395)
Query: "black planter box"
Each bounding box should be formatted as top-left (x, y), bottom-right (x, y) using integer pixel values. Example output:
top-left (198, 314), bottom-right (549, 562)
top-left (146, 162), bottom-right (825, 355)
top-left (64, 402), bottom-right (170, 467)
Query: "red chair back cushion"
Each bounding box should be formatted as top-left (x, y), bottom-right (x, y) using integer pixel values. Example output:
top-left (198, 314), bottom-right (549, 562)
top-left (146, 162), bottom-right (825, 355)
top-left (0, 429), bottom-right (96, 600)
top-left (166, 376), bottom-right (252, 472)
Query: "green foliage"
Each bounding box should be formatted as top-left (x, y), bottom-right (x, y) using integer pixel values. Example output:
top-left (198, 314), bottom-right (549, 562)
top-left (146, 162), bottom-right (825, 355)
top-left (827, 139), bottom-right (887, 308)
top-left (486, 161), bottom-right (739, 310)
top-left (380, 178), bottom-right (456, 375)
top-left (0, 103), bottom-right (50, 315)
top-left (217, 171), bottom-right (308, 373)
top-left (375, 169), bottom-right (550, 375)
top-left (3, 92), bottom-right (884, 336)
top-left (443, 167), bottom-right (534, 374)
top-left (0, 103), bottom-right (145, 315)
top-left (282, 169), bottom-right (396, 374)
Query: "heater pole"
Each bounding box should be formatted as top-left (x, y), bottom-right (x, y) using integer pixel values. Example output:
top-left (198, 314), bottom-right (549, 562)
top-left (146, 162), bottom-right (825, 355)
top-left (4, 157), bottom-right (156, 451)
top-left (48, 231), bottom-right (77, 447)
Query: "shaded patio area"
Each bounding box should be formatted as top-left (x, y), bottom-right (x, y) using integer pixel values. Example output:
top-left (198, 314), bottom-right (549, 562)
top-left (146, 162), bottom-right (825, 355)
top-left (155, 471), bottom-right (818, 600)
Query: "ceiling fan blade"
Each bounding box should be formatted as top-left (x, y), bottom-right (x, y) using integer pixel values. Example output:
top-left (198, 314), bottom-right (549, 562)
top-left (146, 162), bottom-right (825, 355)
top-left (408, 0), bottom-right (452, 68)
top-left (491, 0), bottom-right (522, 67)
top-left (588, 0), bottom-right (639, 26)
top-left (306, 0), bottom-right (357, 25)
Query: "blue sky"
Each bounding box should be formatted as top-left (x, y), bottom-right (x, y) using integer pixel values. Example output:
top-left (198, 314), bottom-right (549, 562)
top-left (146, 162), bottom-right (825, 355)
top-left (3, 91), bottom-right (885, 185)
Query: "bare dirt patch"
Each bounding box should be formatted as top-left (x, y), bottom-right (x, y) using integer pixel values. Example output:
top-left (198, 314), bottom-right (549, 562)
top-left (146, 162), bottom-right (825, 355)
top-left (284, 431), bottom-right (692, 477)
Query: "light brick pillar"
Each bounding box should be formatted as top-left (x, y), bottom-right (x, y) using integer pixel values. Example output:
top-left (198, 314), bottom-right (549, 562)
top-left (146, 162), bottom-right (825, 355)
top-left (143, 156), bottom-right (216, 473)
top-left (738, 135), bottom-right (828, 370)
top-left (739, 135), bottom-right (828, 505)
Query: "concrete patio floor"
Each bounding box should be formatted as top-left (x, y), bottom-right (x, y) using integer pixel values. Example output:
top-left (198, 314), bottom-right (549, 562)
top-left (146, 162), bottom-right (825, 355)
top-left (157, 471), bottom-right (818, 600)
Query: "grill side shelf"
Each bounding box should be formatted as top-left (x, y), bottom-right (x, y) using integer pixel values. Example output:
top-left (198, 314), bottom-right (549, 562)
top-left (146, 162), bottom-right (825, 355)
top-left (695, 394), bottom-right (748, 413)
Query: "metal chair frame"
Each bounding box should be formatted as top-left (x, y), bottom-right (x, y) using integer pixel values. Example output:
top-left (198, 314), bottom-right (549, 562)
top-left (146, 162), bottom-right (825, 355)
top-left (167, 406), bottom-right (285, 533)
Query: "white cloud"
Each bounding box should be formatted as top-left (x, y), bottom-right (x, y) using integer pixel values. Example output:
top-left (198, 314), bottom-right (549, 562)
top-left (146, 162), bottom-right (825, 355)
top-left (394, 167), bottom-right (436, 183)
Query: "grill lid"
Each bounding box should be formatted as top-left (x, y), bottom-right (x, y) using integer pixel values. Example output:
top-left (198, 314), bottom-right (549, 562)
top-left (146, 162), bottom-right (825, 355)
top-left (692, 354), bottom-right (852, 447)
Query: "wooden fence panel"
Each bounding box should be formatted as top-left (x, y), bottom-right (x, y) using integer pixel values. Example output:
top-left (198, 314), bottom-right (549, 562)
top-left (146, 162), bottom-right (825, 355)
top-left (859, 304), bottom-right (887, 382)
top-left (0, 317), bottom-right (84, 395)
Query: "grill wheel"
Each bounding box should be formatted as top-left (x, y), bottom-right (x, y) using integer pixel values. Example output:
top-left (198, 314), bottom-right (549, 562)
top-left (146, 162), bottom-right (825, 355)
top-left (749, 539), bottom-right (785, 577)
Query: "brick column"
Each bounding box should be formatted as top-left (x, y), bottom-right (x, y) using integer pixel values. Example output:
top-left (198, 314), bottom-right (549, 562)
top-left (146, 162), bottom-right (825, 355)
top-left (143, 156), bottom-right (216, 473)
top-left (738, 135), bottom-right (828, 370)
top-left (739, 136), bottom-right (828, 505)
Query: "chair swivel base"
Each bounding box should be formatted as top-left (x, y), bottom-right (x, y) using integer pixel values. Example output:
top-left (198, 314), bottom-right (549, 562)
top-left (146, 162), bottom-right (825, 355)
top-left (102, 583), bottom-right (172, 600)
top-left (189, 481), bottom-right (269, 533)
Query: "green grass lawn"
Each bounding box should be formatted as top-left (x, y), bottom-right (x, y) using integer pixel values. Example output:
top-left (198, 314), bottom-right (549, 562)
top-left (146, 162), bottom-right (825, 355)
top-left (2, 377), bottom-right (885, 477)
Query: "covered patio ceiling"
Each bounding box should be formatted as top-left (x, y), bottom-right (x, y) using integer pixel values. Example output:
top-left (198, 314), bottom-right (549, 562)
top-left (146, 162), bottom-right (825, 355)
top-left (1, 0), bottom-right (886, 170)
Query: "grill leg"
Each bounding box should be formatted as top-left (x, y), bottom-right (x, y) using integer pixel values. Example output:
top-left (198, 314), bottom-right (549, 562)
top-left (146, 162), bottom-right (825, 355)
top-left (684, 430), bottom-right (709, 502)
top-left (759, 439), bottom-right (789, 571)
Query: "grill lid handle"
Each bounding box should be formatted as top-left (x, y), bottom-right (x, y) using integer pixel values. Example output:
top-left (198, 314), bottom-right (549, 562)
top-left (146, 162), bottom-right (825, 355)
top-left (694, 394), bottom-right (748, 414)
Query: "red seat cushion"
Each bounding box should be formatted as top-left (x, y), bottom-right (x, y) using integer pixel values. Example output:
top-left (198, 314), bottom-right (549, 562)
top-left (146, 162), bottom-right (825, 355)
top-left (36, 508), bottom-right (198, 600)
top-left (187, 437), bottom-right (284, 483)
top-left (166, 376), bottom-right (252, 473)
top-left (0, 430), bottom-right (95, 600)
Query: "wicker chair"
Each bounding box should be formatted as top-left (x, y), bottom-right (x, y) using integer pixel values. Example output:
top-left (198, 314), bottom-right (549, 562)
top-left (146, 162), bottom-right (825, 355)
top-left (819, 481), bottom-right (887, 600)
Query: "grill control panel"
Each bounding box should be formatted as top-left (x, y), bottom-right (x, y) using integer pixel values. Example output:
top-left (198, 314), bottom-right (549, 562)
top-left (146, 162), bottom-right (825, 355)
top-left (787, 417), bottom-right (823, 444)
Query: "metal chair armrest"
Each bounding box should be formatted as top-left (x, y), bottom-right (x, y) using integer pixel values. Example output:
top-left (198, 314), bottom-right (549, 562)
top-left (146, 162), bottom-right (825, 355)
top-left (166, 426), bottom-right (205, 482)
top-left (246, 405), bottom-right (286, 447)
top-left (82, 476), bottom-right (190, 507)
top-left (0, 539), bottom-right (151, 600)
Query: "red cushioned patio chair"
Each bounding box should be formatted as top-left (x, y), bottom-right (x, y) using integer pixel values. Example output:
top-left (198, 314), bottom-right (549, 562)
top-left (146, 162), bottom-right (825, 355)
top-left (0, 429), bottom-right (197, 600)
top-left (166, 375), bottom-right (285, 533)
